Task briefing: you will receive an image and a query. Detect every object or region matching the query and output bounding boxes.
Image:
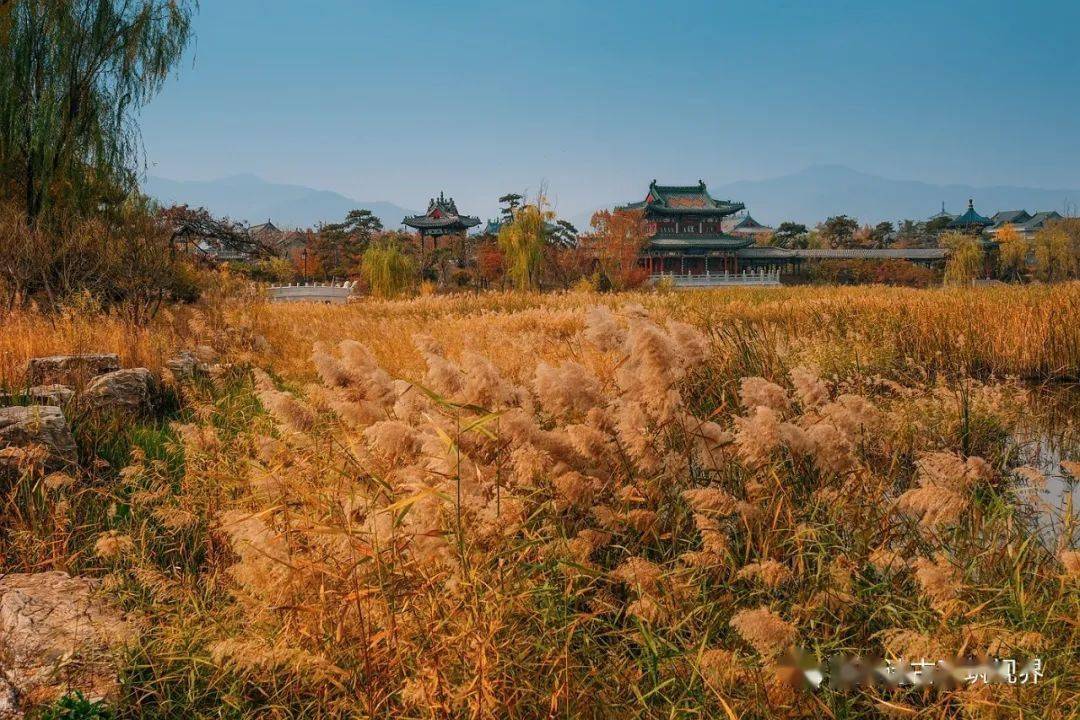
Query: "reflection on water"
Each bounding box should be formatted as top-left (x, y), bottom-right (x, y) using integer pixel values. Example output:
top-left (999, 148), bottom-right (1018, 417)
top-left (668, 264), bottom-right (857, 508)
top-left (1009, 386), bottom-right (1079, 548)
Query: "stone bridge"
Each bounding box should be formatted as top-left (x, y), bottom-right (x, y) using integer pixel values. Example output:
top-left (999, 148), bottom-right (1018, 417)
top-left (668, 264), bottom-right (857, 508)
top-left (266, 281), bottom-right (356, 304)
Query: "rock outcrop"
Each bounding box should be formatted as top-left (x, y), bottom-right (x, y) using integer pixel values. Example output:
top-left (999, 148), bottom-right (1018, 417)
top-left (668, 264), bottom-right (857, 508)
top-left (0, 406), bottom-right (77, 468)
top-left (166, 346), bottom-right (218, 381)
top-left (25, 354), bottom-right (120, 387)
top-left (0, 572), bottom-right (133, 717)
top-left (0, 385), bottom-right (76, 407)
top-left (83, 369), bottom-right (154, 414)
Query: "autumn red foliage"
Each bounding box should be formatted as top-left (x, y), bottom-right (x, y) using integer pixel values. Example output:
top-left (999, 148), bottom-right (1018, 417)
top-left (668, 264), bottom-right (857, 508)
top-left (585, 209), bottom-right (651, 290)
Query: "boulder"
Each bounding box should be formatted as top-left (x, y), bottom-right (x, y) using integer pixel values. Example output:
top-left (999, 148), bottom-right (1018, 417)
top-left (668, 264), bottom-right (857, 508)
top-left (25, 355), bottom-right (120, 387)
top-left (165, 351), bottom-right (198, 380)
top-left (166, 346), bottom-right (218, 381)
top-left (194, 345), bottom-right (218, 364)
top-left (29, 385), bottom-right (76, 406)
top-left (0, 572), bottom-right (133, 716)
top-left (2, 386), bottom-right (76, 408)
top-left (1, 385), bottom-right (77, 407)
top-left (83, 369), bottom-right (153, 414)
top-left (0, 406), bottom-right (77, 468)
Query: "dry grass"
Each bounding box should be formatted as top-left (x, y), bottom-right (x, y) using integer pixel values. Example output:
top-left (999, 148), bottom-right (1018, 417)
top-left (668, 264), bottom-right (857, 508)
top-left (0, 304), bottom-right (182, 387)
top-left (245, 283), bottom-right (1080, 383)
top-left (1, 282), bottom-right (1078, 719)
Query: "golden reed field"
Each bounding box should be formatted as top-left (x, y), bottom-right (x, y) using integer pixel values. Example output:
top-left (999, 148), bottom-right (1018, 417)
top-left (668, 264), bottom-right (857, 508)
top-left (2, 281), bottom-right (1079, 719)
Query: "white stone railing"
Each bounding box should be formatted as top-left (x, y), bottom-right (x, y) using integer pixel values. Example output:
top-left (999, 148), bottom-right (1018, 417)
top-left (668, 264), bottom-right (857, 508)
top-left (266, 281), bottom-right (356, 304)
top-left (650, 268), bottom-right (782, 287)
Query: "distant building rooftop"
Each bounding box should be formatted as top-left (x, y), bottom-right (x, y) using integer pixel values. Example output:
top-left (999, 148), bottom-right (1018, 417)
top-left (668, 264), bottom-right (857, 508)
top-left (620, 180), bottom-right (745, 217)
top-left (948, 199), bottom-right (993, 229)
top-left (723, 212), bottom-right (774, 236)
top-left (792, 248), bottom-right (949, 260)
top-left (929, 202), bottom-right (956, 221)
top-left (403, 192), bottom-right (480, 234)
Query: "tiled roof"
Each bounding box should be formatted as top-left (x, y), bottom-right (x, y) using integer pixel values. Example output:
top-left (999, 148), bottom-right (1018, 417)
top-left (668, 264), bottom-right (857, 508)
top-left (792, 248), bottom-right (949, 260)
top-left (647, 233), bottom-right (753, 250)
top-left (990, 210), bottom-right (1031, 227)
top-left (725, 213), bottom-right (774, 234)
top-left (1017, 211), bottom-right (1063, 232)
top-left (403, 192), bottom-right (480, 232)
top-left (948, 200), bottom-right (993, 228)
top-left (249, 221), bottom-right (282, 237)
top-left (667, 195), bottom-right (709, 208)
top-left (735, 246), bottom-right (797, 258)
top-left (621, 180), bottom-right (745, 216)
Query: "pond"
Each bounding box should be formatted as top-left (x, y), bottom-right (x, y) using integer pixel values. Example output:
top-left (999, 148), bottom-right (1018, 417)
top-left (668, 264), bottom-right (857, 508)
top-left (1009, 385), bottom-right (1079, 548)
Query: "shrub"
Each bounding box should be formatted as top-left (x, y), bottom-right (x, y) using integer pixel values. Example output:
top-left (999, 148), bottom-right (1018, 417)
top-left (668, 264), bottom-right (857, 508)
top-left (360, 237), bottom-right (416, 298)
top-left (807, 259), bottom-right (939, 286)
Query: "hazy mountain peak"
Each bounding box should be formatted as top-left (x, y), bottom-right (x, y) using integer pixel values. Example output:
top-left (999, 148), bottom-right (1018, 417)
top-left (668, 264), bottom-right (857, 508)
top-left (215, 172), bottom-right (268, 185)
top-left (797, 163), bottom-right (870, 179)
top-left (143, 174), bottom-right (418, 229)
top-left (710, 166), bottom-right (1078, 225)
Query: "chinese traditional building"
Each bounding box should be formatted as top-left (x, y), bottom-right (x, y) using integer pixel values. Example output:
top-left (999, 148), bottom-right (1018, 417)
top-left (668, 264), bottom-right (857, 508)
top-left (403, 192), bottom-right (480, 252)
top-left (928, 202), bottom-right (956, 223)
top-left (724, 212), bottom-right (775, 239)
top-left (619, 180), bottom-right (792, 276)
top-left (989, 210), bottom-right (1032, 233)
top-left (948, 199), bottom-right (998, 277)
top-left (948, 199), bottom-right (993, 235)
top-left (1014, 211), bottom-right (1063, 238)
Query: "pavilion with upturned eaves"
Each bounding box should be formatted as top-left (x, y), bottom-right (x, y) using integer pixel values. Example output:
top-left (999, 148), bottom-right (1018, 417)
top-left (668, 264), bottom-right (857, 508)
top-left (403, 192), bottom-right (480, 252)
top-left (619, 180), bottom-right (793, 276)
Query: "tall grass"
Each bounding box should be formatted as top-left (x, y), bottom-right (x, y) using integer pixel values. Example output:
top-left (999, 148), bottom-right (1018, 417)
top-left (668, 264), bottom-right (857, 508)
top-left (1, 283), bottom-right (1078, 718)
top-left (235, 283), bottom-right (1080, 383)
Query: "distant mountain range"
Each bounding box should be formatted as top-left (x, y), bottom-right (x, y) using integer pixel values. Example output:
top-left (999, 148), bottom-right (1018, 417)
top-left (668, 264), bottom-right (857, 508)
top-left (705, 165), bottom-right (1079, 227)
top-left (143, 173), bottom-right (418, 230)
top-left (146, 166), bottom-right (1078, 232)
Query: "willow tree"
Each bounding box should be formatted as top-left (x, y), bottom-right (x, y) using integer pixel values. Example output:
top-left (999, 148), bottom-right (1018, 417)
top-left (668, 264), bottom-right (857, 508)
top-left (0, 0), bottom-right (196, 223)
top-left (361, 235), bottom-right (416, 298)
top-left (1033, 221), bottom-right (1080, 282)
top-left (995, 224), bottom-right (1029, 282)
top-left (941, 231), bottom-right (984, 286)
top-left (498, 198), bottom-right (552, 291)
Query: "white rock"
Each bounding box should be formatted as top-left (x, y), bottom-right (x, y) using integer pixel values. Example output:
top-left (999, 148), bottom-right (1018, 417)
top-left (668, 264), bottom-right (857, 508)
top-left (0, 572), bottom-right (133, 716)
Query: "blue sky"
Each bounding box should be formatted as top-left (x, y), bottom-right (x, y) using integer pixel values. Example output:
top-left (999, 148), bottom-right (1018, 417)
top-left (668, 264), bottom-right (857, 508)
top-left (139, 0), bottom-right (1080, 219)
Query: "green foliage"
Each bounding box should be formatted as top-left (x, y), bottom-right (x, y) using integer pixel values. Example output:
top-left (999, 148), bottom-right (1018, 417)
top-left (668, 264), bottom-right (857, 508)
top-left (315, 209), bottom-right (384, 277)
top-left (549, 219), bottom-right (579, 248)
top-left (498, 202), bottom-right (550, 290)
top-left (0, 2), bottom-right (200, 315)
top-left (0, 0), bottom-right (196, 221)
top-left (37, 692), bottom-right (112, 720)
top-left (360, 235), bottom-right (415, 298)
top-left (869, 220), bottom-right (894, 246)
top-left (772, 221), bottom-right (808, 248)
top-left (820, 214), bottom-right (859, 248)
top-left (497, 192), bottom-right (523, 221)
top-left (925, 214), bottom-right (954, 235)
